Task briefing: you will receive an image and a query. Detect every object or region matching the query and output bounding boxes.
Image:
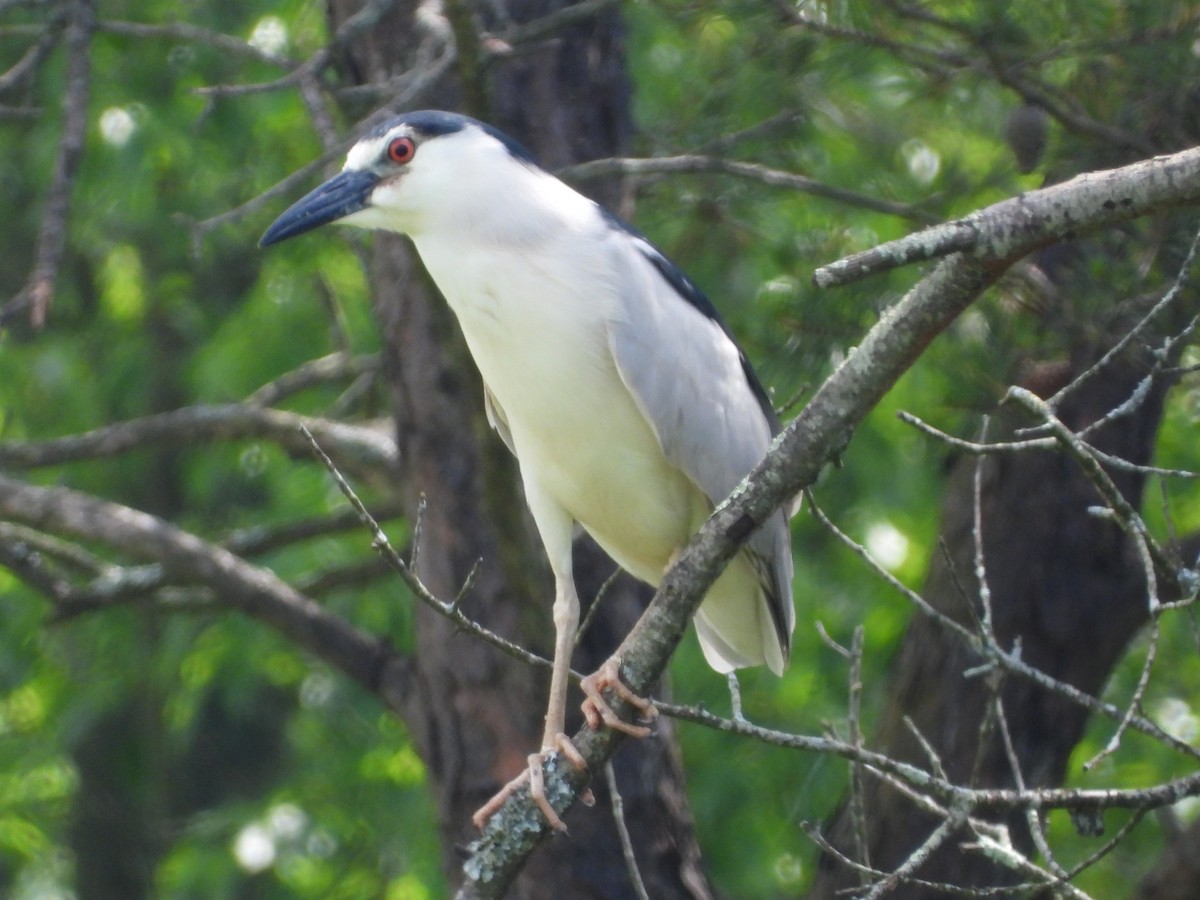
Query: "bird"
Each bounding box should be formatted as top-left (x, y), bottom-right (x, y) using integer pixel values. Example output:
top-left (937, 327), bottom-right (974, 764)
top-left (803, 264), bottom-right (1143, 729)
top-left (261, 110), bottom-right (795, 831)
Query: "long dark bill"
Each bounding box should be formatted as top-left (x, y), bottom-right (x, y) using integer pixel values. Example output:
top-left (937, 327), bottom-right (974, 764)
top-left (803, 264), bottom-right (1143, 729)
top-left (259, 169), bottom-right (380, 247)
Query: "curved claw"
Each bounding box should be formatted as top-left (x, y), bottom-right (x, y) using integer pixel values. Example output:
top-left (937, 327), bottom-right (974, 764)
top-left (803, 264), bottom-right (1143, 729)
top-left (472, 733), bottom-right (591, 832)
top-left (580, 657), bottom-right (657, 737)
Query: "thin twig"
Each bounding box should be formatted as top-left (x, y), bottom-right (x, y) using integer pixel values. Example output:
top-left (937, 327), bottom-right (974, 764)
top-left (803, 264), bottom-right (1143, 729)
top-left (574, 564), bottom-right (622, 643)
top-left (0, 7), bottom-right (66, 93)
top-left (1046, 223), bottom-right (1199, 404)
top-left (847, 624), bottom-right (871, 887)
top-left (805, 492), bottom-right (1200, 759)
top-left (560, 154), bottom-right (936, 224)
top-left (1063, 807), bottom-right (1148, 881)
top-left (0, 404), bottom-right (398, 485)
top-left (970, 419), bottom-right (996, 639)
top-left (904, 716), bottom-right (949, 783)
top-left (1083, 609), bottom-right (1161, 772)
top-left (604, 761), bottom-right (651, 900)
top-left (898, 410), bottom-right (1054, 454)
top-left (1005, 388), bottom-right (1182, 592)
top-left (3, 0), bottom-right (93, 328)
top-left (407, 493), bottom-right (427, 574)
top-left (900, 409), bottom-right (1200, 478)
top-left (726, 671), bottom-right (745, 723)
top-left (801, 820), bottom-right (1053, 897)
top-left (499, 0), bottom-right (619, 47)
top-left (862, 807), bottom-right (968, 899)
top-left (246, 352), bottom-right (382, 407)
top-left (299, 427), bottom-right (568, 678)
top-left (993, 692), bottom-right (1069, 882)
top-left (655, 698), bottom-right (1200, 814)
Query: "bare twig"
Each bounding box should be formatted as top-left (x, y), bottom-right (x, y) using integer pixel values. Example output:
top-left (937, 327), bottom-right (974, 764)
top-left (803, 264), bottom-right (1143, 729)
top-left (0, 521), bottom-right (107, 575)
top-left (604, 761), bottom-right (651, 900)
top-left (805, 493), bottom-right (1200, 759)
top-left (970, 421), bottom-right (996, 638)
top-left (992, 691), bottom-right (1069, 883)
top-left (409, 492), bottom-right (427, 572)
top-left (496, 0), bottom-right (618, 47)
top-left (862, 807), bottom-right (968, 899)
top-left (560, 154), bottom-right (936, 224)
top-left (656, 698), bottom-right (1200, 814)
top-left (0, 538), bottom-right (75, 604)
top-left (898, 410), bottom-right (1054, 454)
top-left (780, 0), bottom-right (1152, 157)
top-left (573, 564), bottom-right (622, 643)
top-left (0, 7), bottom-right (66, 94)
top-left (298, 427), bottom-right (563, 677)
top-left (192, 142), bottom-right (354, 239)
top-left (899, 410), bottom-right (1200, 479)
top-left (246, 352), bottom-right (382, 407)
top-left (192, 0), bottom-right (400, 99)
top-left (1046, 225), bottom-right (1200, 411)
top-left (847, 624), bottom-right (872, 888)
top-left (1005, 388), bottom-right (1183, 593)
top-left (37, 498), bottom-right (405, 620)
top-left (3, 0), bottom-right (94, 328)
top-left (904, 717), bottom-right (949, 783)
top-left (1083, 609), bottom-right (1161, 772)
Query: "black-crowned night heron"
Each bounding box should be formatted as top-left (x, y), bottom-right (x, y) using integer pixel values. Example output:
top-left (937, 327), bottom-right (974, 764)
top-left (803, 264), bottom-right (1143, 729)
top-left (261, 110), bottom-right (795, 830)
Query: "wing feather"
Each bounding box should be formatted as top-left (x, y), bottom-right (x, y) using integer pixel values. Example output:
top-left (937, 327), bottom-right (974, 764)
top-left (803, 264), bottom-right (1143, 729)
top-left (604, 229), bottom-right (795, 655)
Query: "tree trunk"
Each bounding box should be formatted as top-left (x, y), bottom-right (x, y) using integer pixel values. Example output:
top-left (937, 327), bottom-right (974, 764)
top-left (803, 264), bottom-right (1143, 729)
top-left (327, 1), bottom-right (714, 895)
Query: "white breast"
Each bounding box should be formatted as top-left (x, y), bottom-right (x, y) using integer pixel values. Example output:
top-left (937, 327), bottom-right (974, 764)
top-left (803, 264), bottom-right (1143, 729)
top-left (413, 218), bottom-right (706, 583)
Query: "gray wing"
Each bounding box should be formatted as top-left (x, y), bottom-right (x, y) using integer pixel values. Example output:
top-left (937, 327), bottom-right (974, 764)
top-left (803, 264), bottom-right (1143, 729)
top-left (604, 229), bottom-right (795, 653)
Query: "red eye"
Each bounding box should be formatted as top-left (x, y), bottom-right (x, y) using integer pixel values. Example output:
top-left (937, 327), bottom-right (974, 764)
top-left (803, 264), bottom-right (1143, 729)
top-left (387, 136), bottom-right (416, 164)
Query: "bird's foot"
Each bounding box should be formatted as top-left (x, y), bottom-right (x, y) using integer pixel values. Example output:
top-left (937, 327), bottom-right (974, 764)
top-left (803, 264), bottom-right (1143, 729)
top-left (580, 657), bottom-right (657, 737)
top-left (471, 733), bottom-right (593, 833)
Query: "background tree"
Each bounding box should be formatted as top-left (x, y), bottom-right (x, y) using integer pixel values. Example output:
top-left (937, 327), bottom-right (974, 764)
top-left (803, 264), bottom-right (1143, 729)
top-left (2, 1), bottom-right (1200, 898)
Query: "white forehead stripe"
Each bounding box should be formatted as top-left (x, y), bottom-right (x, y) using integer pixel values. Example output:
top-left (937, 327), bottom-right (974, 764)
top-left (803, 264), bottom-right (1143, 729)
top-left (343, 126), bottom-right (413, 171)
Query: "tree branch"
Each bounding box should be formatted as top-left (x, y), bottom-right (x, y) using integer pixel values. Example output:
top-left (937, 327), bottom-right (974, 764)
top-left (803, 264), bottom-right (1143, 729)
top-left (0, 404), bottom-right (398, 488)
top-left (814, 145), bottom-right (1200, 287)
top-left (0, 474), bottom-right (413, 711)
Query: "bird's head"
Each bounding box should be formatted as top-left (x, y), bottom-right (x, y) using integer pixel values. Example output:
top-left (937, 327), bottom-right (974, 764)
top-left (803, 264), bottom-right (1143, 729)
top-left (259, 111), bottom-right (541, 248)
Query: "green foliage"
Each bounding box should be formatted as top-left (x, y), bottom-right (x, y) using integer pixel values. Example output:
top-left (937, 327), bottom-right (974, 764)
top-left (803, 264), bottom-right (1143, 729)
top-left (3, 0), bottom-right (1199, 896)
top-left (0, 1), bottom-right (433, 896)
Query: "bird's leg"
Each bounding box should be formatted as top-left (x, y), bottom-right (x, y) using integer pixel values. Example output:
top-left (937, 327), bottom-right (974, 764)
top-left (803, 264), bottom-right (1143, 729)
top-left (473, 487), bottom-right (593, 832)
top-left (580, 657), bottom-right (657, 736)
top-left (541, 571), bottom-right (579, 751)
top-left (470, 731), bottom-right (588, 832)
